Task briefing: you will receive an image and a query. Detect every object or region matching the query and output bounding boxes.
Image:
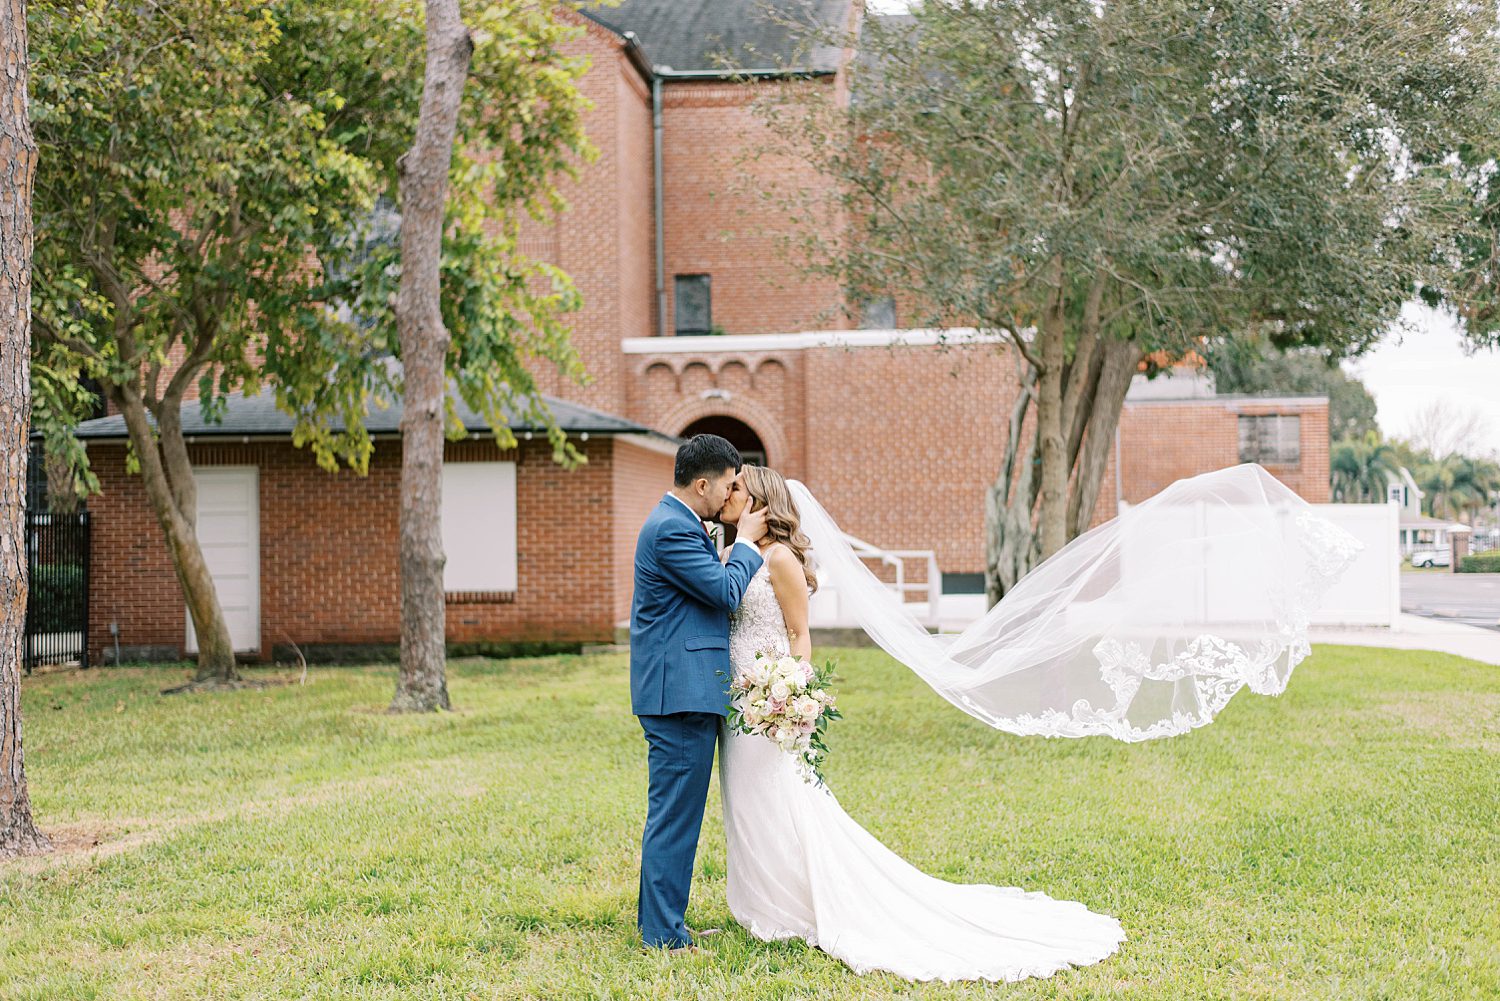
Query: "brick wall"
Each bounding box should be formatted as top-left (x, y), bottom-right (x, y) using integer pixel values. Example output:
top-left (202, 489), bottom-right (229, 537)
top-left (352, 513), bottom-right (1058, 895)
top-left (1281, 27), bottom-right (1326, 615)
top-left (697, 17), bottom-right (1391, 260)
top-left (660, 78), bottom-right (849, 340)
top-left (515, 29), bottom-right (852, 418)
top-left (511, 16), bottom-right (639, 414)
top-left (802, 342), bottom-right (1016, 574)
top-left (1089, 396), bottom-right (1333, 527)
top-left (629, 338), bottom-right (1022, 574)
top-left (623, 340), bottom-right (1334, 577)
top-left (627, 347), bottom-right (809, 478)
top-left (85, 436), bottom-right (633, 663)
top-left (611, 436), bottom-right (679, 624)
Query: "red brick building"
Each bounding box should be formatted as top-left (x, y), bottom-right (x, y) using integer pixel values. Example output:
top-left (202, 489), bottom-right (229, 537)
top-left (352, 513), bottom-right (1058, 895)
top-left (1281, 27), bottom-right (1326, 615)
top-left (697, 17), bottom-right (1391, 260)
top-left (72, 395), bottom-right (675, 662)
top-left (69, 0), bottom-right (1330, 661)
top-left (525, 1), bottom-right (1330, 588)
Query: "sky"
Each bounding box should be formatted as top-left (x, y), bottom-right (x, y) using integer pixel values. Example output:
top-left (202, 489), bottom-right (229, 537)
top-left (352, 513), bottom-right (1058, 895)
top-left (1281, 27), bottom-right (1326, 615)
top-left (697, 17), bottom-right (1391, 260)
top-left (1344, 304), bottom-right (1500, 458)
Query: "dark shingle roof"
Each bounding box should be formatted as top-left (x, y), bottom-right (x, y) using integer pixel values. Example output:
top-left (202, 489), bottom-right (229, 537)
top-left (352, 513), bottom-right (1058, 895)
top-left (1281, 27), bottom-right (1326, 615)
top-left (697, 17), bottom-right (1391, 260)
top-left (586, 0), bottom-right (852, 74)
top-left (68, 386), bottom-right (672, 442)
top-left (852, 13), bottom-right (918, 102)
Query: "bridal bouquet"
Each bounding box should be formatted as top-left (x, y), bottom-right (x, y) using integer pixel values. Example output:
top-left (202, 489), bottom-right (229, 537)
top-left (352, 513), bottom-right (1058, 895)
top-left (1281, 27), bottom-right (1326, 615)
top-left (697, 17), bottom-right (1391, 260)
top-left (727, 652), bottom-right (841, 785)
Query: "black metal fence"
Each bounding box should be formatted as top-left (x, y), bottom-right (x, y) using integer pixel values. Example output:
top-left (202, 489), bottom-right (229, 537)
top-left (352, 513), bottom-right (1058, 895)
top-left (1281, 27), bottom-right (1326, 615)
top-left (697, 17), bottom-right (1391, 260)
top-left (25, 511), bottom-right (90, 674)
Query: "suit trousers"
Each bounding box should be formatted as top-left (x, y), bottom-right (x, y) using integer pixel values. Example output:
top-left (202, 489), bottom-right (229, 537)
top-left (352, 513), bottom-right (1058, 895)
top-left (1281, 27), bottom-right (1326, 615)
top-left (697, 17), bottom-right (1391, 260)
top-left (637, 711), bottom-right (721, 948)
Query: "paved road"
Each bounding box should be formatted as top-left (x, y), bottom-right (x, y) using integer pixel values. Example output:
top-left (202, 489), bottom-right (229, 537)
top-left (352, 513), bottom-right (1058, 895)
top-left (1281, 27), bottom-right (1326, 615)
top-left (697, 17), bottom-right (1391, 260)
top-left (1401, 571), bottom-right (1500, 631)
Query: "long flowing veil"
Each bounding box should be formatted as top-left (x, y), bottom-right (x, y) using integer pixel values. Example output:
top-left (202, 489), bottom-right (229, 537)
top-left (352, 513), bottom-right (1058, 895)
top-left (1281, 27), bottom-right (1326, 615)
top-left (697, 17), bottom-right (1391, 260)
top-left (786, 464), bottom-right (1363, 741)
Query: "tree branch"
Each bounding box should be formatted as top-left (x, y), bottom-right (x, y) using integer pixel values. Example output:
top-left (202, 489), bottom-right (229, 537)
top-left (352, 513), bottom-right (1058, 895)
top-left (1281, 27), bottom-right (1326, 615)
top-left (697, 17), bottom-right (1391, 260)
top-left (31, 312), bottom-right (104, 361)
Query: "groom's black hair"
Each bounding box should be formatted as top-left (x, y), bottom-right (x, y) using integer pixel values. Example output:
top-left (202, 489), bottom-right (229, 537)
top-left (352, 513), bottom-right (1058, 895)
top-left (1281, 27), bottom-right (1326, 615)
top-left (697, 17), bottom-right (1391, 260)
top-left (674, 434), bottom-right (742, 486)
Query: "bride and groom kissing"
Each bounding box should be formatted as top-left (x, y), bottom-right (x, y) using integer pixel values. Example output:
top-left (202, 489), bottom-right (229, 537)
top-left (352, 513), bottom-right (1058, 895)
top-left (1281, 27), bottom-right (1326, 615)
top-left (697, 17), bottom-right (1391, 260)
top-left (629, 434), bottom-right (1126, 983)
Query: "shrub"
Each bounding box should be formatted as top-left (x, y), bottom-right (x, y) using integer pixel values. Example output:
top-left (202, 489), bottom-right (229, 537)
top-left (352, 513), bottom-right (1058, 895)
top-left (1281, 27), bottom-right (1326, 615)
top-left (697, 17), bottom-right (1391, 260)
top-left (1458, 552), bottom-right (1500, 573)
top-left (27, 563), bottom-right (86, 631)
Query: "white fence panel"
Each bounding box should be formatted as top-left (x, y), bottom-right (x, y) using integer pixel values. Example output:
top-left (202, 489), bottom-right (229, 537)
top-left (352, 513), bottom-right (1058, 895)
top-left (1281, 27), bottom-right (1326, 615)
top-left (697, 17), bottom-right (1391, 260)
top-left (1307, 502), bottom-right (1400, 627)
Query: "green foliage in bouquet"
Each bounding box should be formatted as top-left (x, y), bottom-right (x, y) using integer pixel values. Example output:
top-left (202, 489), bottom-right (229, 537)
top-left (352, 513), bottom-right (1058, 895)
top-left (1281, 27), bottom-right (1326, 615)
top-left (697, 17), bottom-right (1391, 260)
top-left (725, 653), bottom-right (843, 787)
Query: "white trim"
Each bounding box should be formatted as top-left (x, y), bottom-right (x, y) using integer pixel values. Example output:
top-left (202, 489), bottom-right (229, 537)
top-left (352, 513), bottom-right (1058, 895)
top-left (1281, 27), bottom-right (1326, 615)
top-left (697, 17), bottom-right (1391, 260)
top-left (622, 326), bottom-right (1013, 354)
top-left (1123, 395), bottom-right (1330, 410)
top-left (1222, 396), bottom-right (1330, 412)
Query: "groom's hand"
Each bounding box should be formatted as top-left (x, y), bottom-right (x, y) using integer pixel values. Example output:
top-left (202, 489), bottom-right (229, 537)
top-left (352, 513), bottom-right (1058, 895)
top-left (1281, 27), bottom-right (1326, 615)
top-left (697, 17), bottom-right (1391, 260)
top-left (738, 505), bottom-right (768, 545)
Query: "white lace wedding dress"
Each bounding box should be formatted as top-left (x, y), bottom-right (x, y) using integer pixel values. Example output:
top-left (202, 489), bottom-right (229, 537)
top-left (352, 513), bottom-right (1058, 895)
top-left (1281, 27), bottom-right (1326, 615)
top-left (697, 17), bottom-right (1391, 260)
top-left (719, 561), bottom-right (1127, 983)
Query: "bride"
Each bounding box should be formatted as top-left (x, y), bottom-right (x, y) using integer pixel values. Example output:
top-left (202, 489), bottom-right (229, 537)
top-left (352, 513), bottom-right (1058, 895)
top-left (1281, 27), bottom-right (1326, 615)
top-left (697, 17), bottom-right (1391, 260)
top-left (711, 463), bottom-right (1359, 982)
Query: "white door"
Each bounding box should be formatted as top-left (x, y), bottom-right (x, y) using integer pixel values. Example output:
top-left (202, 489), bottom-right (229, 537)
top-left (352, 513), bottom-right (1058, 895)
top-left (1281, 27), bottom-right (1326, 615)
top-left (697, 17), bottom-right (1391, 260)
top-left (186, 467), bottom-right (260, 654)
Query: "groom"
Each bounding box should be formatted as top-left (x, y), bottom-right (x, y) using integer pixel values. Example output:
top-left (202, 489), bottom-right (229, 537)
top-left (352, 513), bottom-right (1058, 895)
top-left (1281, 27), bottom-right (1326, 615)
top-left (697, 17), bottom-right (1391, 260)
top-left (631, 434), bottom-right (768, 952)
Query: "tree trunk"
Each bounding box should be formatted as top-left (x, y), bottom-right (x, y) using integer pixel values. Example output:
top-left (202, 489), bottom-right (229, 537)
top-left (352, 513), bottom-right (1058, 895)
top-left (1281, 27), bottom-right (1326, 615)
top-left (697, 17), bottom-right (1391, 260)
top-left (1066, 339), bottom-right (1140, 538)
top-left (43, 451), bottom-right (78, 513)
top-left (1035, 267), bottom-right (1069, 560)
top-left (1, 0), bottom-right (51, 858)
top-left (113, 387), bottom-right (239, 686)
top-left (390, 0), bottom-right (471, 714)
top-left (984, 295), bottom-right (1141, 605)
top-left (985, 365), bottom-right (1038, 606)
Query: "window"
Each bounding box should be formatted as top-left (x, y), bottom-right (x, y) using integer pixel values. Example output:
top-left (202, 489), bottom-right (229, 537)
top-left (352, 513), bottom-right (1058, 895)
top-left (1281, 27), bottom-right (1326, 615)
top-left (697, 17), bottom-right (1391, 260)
top-left (674, 274), bottom-right (712, 335)
top-left (858, 295), bottom-right (896, 330)
top-left (330, 196), bottom-right (401, 336)
top-left (441, 462), bottom-right (517, 593)
top-left (1238, 415), bottom-right (1301, 464)
top-left (941, 572), bottom-right (984, 595)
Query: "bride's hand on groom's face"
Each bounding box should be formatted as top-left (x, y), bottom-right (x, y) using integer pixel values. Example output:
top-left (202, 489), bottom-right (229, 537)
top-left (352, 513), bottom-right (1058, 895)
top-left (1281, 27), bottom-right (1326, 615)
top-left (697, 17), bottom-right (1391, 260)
top-left (738, 506), bottom-right (768, 546)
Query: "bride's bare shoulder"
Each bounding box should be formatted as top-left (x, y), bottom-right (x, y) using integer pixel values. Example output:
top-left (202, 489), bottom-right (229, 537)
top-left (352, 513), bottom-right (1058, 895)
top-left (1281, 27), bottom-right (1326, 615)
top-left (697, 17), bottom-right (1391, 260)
top-left (763, 543), bottom-right (803, 580)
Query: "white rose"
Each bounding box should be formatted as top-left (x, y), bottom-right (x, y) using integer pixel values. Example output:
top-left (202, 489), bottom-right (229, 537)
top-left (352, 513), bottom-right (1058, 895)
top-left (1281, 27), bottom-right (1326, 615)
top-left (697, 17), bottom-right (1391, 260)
top-left (769, 680), bottom-right (792, 702)
top-left (792, 696), bottom-right (820, 720)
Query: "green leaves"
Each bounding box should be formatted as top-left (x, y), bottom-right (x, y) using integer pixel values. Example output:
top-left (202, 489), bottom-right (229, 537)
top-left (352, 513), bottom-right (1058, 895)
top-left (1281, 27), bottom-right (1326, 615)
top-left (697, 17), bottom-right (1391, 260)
top-left (766, 0), bottom-right (1500, 361)
top-left (29, 0), bottom-right (594, 482)
top-left (1330, 431), bottom-right (1402, 504)
top-left (1415, 452), bottom-right (1500, 522)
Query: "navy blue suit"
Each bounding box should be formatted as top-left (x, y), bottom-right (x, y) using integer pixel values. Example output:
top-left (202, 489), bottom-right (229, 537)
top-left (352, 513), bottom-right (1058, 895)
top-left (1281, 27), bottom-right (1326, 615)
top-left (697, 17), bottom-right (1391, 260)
top-left (631, 494), bottom-right (763, 948)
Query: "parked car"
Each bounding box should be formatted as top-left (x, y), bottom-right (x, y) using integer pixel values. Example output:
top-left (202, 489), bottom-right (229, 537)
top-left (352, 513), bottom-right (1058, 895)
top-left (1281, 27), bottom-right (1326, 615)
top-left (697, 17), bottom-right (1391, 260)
top-left (1410, 548), bottom-right (1451, 568)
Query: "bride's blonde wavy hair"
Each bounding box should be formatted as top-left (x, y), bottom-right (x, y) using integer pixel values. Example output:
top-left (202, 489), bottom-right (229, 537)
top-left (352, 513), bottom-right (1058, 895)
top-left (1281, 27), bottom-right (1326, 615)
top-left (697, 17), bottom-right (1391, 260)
top-left (741, 465), bottom-right (818, 593)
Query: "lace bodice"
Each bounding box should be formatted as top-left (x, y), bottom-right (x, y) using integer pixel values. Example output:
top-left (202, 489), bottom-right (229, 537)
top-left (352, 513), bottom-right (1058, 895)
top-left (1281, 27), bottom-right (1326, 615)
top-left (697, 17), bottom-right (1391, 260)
top-left (730, 561), bottom-right (791, 676)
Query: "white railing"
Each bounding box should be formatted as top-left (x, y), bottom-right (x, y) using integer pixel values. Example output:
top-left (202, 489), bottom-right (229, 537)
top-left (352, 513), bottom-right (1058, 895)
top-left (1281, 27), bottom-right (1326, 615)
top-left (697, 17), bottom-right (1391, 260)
top-left (810, 533), bottom-right (942, 629)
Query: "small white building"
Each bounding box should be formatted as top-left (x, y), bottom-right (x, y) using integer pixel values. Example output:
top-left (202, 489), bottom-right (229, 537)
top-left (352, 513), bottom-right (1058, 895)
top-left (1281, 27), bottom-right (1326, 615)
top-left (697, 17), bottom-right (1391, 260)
top-left (1387, 467), bottom-right (1472, 556)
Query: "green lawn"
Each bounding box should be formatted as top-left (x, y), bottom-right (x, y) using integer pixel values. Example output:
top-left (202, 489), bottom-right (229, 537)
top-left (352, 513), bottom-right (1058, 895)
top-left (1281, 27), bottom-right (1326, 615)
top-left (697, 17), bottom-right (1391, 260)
top-left (3, 646), bottom-right (1497, 1000)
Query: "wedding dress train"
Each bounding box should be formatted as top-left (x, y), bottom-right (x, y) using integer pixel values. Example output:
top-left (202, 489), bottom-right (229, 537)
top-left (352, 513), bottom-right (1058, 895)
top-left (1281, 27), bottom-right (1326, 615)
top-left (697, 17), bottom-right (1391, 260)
top-left (718, 562), bottom-right (1126, 983)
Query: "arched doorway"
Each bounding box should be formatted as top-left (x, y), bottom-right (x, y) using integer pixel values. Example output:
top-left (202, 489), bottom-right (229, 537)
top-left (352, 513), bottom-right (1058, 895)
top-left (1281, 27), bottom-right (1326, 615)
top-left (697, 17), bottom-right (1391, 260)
top-left (681, 415), bottom-right (767, 467)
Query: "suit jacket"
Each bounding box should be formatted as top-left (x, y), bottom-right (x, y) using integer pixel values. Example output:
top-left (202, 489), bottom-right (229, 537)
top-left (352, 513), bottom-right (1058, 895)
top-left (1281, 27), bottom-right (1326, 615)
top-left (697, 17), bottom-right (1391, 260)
top-left (630, 495), bottom-right (764, 716)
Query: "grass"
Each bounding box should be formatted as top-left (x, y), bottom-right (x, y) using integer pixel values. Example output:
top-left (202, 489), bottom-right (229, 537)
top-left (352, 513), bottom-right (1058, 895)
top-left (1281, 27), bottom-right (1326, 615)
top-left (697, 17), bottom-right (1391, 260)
top-left (2, 646), bottom-right (1497, 1000)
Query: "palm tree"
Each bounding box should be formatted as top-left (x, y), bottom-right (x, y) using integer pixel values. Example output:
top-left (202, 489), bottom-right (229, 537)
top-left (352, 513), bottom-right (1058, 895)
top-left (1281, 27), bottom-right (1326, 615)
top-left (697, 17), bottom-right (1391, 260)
top-left (1330, 432), bottom-right (1401, 503)
top-left (1422, 455), bottom-right (1500, 524)
top-left (1418, 456), bottom-right (1458, 520)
